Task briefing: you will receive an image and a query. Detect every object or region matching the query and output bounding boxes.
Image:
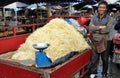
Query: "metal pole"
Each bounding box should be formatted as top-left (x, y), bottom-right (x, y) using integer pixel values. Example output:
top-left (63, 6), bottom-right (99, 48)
top-left (47, 3), bottom-right (52, 17)
top-left (15, 9), bottom-right (17, 25)
top-left (69, 3), bottom-right (72, 16)
top-left (3, 8), bottom-right (6, 26)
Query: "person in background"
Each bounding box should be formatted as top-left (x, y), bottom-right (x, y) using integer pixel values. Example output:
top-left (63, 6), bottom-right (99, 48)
top-left (89, 1), bottom-right (114, 78)
top-left (113, 17), bottom-right (120, 69)
top-left (108, 8), bottom-right (118, 59)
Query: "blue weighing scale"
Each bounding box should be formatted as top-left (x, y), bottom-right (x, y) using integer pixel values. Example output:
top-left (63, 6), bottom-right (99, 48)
top-left (33, 43), bottom-right (52, 68)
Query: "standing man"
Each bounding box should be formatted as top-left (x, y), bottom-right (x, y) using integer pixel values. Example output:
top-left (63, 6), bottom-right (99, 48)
top-left (89, 1), bottom-right (114, 78)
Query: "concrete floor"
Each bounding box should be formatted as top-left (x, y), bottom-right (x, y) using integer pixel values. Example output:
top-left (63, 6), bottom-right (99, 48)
top-left (107, 60), bottom-right (120, 78)
top-left (97, 58), bottom-right (120, 78)
top-left (85, 57), bottom-right (120, 78)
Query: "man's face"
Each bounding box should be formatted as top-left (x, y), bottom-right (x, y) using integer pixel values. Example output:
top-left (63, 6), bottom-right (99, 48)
top-left (98, 4), bottom-right (107, 15)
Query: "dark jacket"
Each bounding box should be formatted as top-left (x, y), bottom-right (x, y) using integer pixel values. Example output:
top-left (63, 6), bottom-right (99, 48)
top-left (114, 18), bottom-right (120, 33)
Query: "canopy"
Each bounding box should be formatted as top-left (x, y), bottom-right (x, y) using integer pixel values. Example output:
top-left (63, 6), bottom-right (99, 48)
top-left (4, 1), bottom-right (28, 9)
top-left (105, 0), bottom-right (118, 4)
top-left (0, 0), bottom-right (85, 7)
top-left (27, 3), bottom-right (46, 10)
top-left (19, 0), bottom-right (84, 4)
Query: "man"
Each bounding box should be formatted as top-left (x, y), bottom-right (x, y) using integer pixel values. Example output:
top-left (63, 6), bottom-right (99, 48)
top-left (89, 1), bottom-right (114, 78)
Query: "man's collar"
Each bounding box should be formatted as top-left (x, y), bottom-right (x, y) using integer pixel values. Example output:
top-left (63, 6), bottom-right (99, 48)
top-left (97, 13), bottom-right (107, 19)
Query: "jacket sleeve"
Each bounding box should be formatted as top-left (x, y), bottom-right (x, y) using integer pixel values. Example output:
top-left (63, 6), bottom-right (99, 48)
top-left (89, 18), bottom-right (100, 32)
top-left (100, 17), bottom-right (114, 34)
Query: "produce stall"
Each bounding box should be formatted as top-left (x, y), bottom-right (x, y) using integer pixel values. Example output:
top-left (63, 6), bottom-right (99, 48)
top-left (0, 16), bottom-right (92, 78)
top-left (0, 50), bottom-right (91, 78)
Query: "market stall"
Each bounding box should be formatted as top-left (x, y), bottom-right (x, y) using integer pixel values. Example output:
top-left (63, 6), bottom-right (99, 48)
top-left (3, 1), bottom-right (28, 25)
top-left (0, 0), bottom-right (93, 78)
top-left (0, 16), bottom-right (92, 78)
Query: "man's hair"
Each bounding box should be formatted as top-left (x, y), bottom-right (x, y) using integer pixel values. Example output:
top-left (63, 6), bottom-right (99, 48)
top-left (98, 0), bottom-right (108, 9)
